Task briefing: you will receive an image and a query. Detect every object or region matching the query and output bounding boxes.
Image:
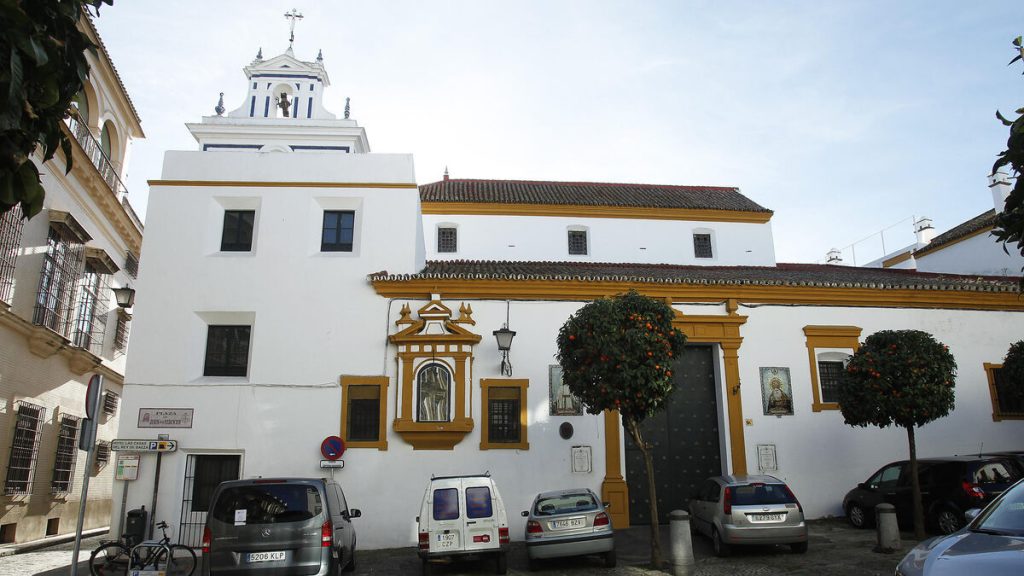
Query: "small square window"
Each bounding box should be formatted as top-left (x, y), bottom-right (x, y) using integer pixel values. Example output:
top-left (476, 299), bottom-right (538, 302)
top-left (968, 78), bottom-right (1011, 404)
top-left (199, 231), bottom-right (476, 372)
top-left (203, 325), bottom-right (251, 377)
top-left (693, 233), bottom-right (713, 258)
top-left (817, 361), bottom-right (845, 404)
top-left (487, 387), bottom-right (521, 443)
top-left (437, 227), bottom-right (457, 253)
top-left (568, 230), bottom-right (588, 255)
top-left (321, 211), bottom-right (355, 252)
top-left (221, 210), bottom-right (255, 252)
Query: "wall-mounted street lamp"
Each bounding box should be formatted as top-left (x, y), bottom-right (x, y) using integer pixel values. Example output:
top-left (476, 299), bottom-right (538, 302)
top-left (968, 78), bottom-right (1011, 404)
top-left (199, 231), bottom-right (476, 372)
top-left (113, 285), bottom-right (136, 309)
top-left (492, 300), bottom-right (515, 377)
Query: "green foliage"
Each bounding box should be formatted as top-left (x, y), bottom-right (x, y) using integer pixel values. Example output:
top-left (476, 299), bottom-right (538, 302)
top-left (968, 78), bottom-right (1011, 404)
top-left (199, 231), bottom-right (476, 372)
top-left (0, 0), bottom-right (112, 219)
top-left (1000, 340), bottom-right (1024, 404)
top-left (992, 36), bottom-right (1024, 284)
top-left (839, 330), bottom-right (957, 430)
top-left (556, 290), bottom-right (687, 422)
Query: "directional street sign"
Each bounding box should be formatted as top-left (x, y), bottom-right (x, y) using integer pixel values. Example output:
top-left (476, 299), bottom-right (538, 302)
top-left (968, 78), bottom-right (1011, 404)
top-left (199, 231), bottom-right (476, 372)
top-left (111, 439), bottom-right (178, 452)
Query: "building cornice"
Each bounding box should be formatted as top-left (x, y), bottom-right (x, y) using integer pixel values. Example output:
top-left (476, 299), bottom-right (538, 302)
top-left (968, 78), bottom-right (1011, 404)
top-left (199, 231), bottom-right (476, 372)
top-left (420, 202), bottom-right (773, 223)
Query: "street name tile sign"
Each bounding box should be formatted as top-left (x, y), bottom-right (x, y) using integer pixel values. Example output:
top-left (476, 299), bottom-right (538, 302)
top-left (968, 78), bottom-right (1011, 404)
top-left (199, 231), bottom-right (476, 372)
top-left (111, 439), bottom-right (178, 452)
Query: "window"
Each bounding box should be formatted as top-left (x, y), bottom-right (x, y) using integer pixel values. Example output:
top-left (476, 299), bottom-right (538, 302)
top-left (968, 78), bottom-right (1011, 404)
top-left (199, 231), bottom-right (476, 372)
top-left (567, 230), bottom-right (588, 255)
top-left (51, 415), bottom-right (81, 494)
top-left (203, 325), bottom-right (251, 376)
top-left (94, 441), bottom-right (111, 466)
top-left (693, 233), bottom-right (713, 258)
top-left (114, 310), bottom-right (131, 353)
top-left (985, 363), bottom-right (1024, 421)
top-left (0, 205), bottom-right (25, 303)
top-left (124, 251), bottom-right (139, 278)
top-left (102, 391), bottom-right (120, 416)
top-left (437, 227), bottom-right (457, 253)
top-left (220, 210), bottom-right (255, 251)
top-left (868, 464), bottom-right (903, 490)
top-left (803, 325), bottom-right (861, 411)
top-left (34, 219), bottom-right (88, 336)
top-left (340, 376), bottom-right (388, 449)
top-left (466, 486), bottom-right (493, 518)
top-left (417, 364), bottom-right (452, 422)
top-left (71, 263), bottom-right (110, 354)
top-left (432, 488), bottom-right (459, 520)
top-left (321, 210), bottom-right (354, 252)
top-left (480, 379), bottom-right (529, 450)
top-left (5, 401), bottom-right (46, 495)
top-left (191, 455), bottom-right (242, 513)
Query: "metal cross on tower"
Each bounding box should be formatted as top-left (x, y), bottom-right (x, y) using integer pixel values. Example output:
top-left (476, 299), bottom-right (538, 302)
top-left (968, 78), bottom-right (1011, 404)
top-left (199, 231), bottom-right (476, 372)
top-left (285, 8), bottom-right (304, 48)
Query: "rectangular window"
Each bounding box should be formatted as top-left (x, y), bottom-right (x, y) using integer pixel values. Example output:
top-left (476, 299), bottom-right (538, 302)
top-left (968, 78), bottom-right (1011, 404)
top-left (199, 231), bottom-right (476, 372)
top-left (114, 311), bottom-right (131, 353)
top-left (693, 233), bottom-right (713, 258)
top-left (34, 226), bottom-right (87, 336)
top-left (51, 415), bottom-right (81, 494)
top-left (817, 361), bottom-right (845, 404)
top-left (437, 227), bottom-right (457, 253)
top-left (347, 386), bottom-right (380, 442)
top-left (432, 488), bottom-right (460, 520)
top-left (102, 391), bottom-right (119, 416)
top-left (220, 210), bottom-right (255, 252)
top-left (321, 210), bottom-right (355, 252)
top-left (124, 251), bottom-right (139, 279)
top-left (71, 263), bottom-right (110, 355)
top-left (203, 325), bottom-right (251, 377)
top-left (0, 205), bottom-right (25, 303)
top-left (5, 401), bottom-right (46, 495)
top-left (94, 441), bottom-right (111, 466)
top-left (480, 379), bottom-right (529, 450)
top-left (191, 455), bottom-right (242, 513)
top-left (466, 486), bottom-right (493, 519)
top-left (568, 230), bottom-right (588, 255)
top-left (986, 364), bottom-right (1024, 420)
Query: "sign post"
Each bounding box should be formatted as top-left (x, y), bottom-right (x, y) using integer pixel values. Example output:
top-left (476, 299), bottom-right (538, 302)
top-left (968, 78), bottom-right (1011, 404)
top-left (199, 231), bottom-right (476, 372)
top-left (70, 374), bottom-right (103, 576)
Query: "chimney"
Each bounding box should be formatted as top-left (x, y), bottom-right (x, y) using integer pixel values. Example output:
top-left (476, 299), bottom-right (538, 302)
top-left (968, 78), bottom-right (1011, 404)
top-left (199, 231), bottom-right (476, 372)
top-left (989, 170), bottom-right (1012, 213)
top-left (913, 217), bottom-right (935, 246)
top-left (826, 248), bottom-right (842, 264)
top-left (443, 166), bottom-right (449, 182)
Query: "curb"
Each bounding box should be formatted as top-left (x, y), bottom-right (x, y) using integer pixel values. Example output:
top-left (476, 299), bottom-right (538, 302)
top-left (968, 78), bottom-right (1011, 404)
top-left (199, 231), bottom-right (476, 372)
top-left (0, 527), bottom-right (110, 558)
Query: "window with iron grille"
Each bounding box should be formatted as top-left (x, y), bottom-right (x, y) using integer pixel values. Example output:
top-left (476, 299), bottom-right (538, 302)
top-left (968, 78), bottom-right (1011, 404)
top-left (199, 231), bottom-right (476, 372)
top-left (817, 361), bottom-right (845, 404)
top-left (94, 441), bottom-right (111, 466)
top-left (71, 263), bottom-right (110, 355)
top-left (693, 233), bottom-right (713, 258)
top-left (346, 385), bottom-right (380, 442)
top-left (114, 311), bottom-right (131, 353)
top-left (437, 227), bottom-right (457, 253)
top-left (0, 205), bottom-right (25, 304)
top-left (321, 210), bottom-right (355, 252)
top-left (991, 366), bottom-right (1024, 418)
top-left (203, 325), bottom-right (251, 377)
top-left (220, 210), bottom-right (255, 252)
top-left (487, 387), bottom-right (521, 443)
top-left (417, 364), bottom-right (451, 422)
top-left (191, 455), bottom-right (242, 513)
top-left (124, 251), bottom-right (139, 279)
top-left (34, 226), bottom-right (87, 335)
top-left (51, 415), bottom-right (81, 494)
top-left (567, 230), bottom-right (588, 255)
top-left (4, 401), bottom-right (46, 495)
top-left (103, 391), bottom-right (119, 416)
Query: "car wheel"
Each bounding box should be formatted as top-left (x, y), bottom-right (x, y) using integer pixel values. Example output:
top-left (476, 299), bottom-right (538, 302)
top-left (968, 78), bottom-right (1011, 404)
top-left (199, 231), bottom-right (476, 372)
top-left (495, 551), bottom-right (507, 575)
top-left (791, 542), bottom-right (808, 554)
top-left (847, 503), bottom-right (868, 529)
top-left (604, 549), bottom-right (617, 568)
top-left (712, 528), bottom-right (730, 557)
top-left (421, 557), bottom-right (432, 576)
top-left (936, 508), bottom-right (962, 535)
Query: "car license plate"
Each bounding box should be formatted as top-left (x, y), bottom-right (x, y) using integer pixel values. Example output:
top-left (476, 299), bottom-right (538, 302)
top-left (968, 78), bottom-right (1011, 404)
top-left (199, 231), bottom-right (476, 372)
top-left (130, 571), bottom-right (164, 576)
top-left (752, 513), bottom-right (783, 521)
top-left (248, 551), bottom-right (286, 563)
top-left (551, 517), bottom-right (585, 530)
top-left (436, 533), bottom-right (457, 548)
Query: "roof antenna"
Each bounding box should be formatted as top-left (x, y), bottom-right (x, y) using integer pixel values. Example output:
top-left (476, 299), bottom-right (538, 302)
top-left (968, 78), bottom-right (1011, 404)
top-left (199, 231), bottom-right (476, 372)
top-left (443, 166), bottom-right (449, 181)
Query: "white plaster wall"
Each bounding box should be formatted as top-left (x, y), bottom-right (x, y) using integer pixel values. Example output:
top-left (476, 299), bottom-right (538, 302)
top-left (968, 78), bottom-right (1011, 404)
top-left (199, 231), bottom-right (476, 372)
top-left (423, 214), bottom-right (777, 266)
top-left (916, 233), bottom-right (1024, 277)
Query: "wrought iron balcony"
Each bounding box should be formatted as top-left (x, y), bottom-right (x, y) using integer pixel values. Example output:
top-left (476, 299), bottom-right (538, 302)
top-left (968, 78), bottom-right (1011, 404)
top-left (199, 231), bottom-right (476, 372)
top-left (63, 111), bottom-right (143, 231)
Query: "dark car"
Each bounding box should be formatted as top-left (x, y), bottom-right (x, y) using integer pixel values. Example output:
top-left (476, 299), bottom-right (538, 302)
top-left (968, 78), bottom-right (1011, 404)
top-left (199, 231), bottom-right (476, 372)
top-left (202, 477), bottom-right (361, 576)
top-left (843, 456), bottom-right (1022, 535)
top-left (895, 477), bottom-right (1024, 576)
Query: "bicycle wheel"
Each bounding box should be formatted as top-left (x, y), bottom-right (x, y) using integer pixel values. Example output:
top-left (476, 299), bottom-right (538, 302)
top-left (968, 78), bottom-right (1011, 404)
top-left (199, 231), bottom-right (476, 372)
top-left (156, 544), bottom-right (198, 576)
top-left (88, 542), bottom-right (130, 576)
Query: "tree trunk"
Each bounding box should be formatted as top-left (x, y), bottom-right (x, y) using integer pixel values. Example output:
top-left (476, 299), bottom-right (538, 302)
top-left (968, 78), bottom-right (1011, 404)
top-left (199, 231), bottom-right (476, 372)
top-left (907, 425), bottom-right (925, 539)
top-left (626, 417), bottom-right (662, 569)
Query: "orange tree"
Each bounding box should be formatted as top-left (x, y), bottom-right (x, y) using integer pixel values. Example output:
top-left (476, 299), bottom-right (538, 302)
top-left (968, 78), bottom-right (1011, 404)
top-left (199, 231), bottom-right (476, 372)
top-left (838, 329), bottom-right (956, 539)
top-left (992, 36), bottom-right (1024, 285)
top-left (556, 290), bottom-right (686, 568)
top-left (1000, 340), bottom-right (1024, 408)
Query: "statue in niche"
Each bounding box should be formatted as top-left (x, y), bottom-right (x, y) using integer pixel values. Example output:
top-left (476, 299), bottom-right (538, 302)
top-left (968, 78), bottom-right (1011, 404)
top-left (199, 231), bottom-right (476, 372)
top-left (277, 92), bottom-right (291, 117)
top-left (418, 364), bottom-right (451, 422)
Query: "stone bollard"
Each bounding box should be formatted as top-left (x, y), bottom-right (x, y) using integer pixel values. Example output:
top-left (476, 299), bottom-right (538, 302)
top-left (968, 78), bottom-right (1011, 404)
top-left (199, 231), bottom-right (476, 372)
top-left (874, 503), bottom-right (900, 553)
top-left (669, 509), bottom-right (695, 576)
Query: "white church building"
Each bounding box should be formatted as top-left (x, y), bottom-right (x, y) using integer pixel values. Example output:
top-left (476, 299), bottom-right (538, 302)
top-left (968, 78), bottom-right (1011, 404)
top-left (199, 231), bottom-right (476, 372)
top-left (114, 41), bottom-right (1024, 550)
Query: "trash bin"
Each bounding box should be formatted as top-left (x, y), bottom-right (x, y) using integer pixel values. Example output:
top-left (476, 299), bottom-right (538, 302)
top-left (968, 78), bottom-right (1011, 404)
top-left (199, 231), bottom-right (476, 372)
top-left (124, 506), bottom-right (148, 546)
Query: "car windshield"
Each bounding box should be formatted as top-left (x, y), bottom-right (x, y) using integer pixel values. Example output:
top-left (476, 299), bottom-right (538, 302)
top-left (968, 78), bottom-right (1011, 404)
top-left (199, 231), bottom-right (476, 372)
top-left (973, 480), bottom-right (1024, 536)
top-left (730, 483), bottom-right (796, 505)
top-left (534, 492), bottom-right (598, 516)
top-left (211, 484), bottom-right (323, 525)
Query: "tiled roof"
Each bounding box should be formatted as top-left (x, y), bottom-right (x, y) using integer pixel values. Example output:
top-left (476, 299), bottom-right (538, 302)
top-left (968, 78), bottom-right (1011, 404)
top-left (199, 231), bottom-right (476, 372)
top-left (419, 179), bottom-right (771, 213)
top-left (369, 260), bottom-right (1018, 292)
top-left (915, 210), bottom-right (996, 256)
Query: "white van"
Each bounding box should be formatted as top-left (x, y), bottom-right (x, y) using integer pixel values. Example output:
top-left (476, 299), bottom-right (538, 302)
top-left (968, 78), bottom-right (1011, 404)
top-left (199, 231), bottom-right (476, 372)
top-left (416, 473), bottom-right (509, 575)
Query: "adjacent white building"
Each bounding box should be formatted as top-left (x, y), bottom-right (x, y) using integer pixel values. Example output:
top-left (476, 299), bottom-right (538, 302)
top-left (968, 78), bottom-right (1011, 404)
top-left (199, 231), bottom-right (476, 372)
top-left (116, 42), bottom-right (1024, 550)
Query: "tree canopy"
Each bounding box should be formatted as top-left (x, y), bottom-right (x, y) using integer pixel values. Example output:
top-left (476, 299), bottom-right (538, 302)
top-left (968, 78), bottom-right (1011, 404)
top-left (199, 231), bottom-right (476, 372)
top-left (1, 0), bottom-right (111, 218)
top-left (992, 36), bottom-right (1024, 282)
top-left (1000, 340), bottom-right (1024, 405)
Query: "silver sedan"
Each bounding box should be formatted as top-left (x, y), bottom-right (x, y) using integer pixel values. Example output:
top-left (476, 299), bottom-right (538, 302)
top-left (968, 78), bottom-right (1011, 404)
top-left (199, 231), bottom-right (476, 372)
top-left (522, 488), bottom-right (615, 571)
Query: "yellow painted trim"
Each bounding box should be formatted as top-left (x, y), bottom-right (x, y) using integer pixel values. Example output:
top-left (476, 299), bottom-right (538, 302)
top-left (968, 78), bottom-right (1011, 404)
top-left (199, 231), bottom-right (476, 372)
top-left (421, 202), bottom-right (773, 223)
top-left (370, 280), bottom-right (1024, 311)
top-left (339, 375), bottom-right (389, 450)
top-left (601, 409), bottom-right (630, 529)
top-left (803, 326), bottom-right (861, 412)
top-left (147, 180), bottom-right (418, 189)
top-left (882, 251), bottom-right (913, 268)
top-left (984, 363), bottom-right (1023, 421)
top-left (479, 379), bottom-right (530, 450)
top-left (914, 225), bottom-right (995, 258)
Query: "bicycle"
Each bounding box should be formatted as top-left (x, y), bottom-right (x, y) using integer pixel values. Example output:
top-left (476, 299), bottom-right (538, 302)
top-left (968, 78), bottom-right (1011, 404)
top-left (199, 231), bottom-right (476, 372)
top-left (89, 520), bottom-right (197, 576)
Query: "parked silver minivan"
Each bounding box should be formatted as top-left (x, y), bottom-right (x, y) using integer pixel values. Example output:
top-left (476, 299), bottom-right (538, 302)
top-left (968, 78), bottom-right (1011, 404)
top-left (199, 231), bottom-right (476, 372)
top-left (202, 477), bottom-right (361, 575)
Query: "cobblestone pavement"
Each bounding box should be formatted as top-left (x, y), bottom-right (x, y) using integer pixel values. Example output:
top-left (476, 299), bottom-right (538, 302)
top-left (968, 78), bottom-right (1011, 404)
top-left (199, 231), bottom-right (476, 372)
top-left (1, 519), bottom-right (919, 576)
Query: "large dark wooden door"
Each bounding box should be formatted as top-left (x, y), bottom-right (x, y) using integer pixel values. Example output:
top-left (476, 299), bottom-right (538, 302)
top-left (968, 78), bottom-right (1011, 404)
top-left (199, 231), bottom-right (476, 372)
top-left (625, 345), bottom-right (722, 525)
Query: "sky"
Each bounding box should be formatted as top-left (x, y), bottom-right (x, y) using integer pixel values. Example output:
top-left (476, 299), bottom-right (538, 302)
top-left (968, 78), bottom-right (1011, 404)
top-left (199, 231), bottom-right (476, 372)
top-left (92, 0), bottom-right (1024, 265)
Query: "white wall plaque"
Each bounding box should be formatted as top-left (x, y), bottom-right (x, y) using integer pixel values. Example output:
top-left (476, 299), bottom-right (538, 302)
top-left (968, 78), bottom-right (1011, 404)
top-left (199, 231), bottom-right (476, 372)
top-left (138, 408), bottom-right (194, 428)
top-left (571, 445), bottom-right (592, 473)
top-left (757, 444), bottom-right (778, 472)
